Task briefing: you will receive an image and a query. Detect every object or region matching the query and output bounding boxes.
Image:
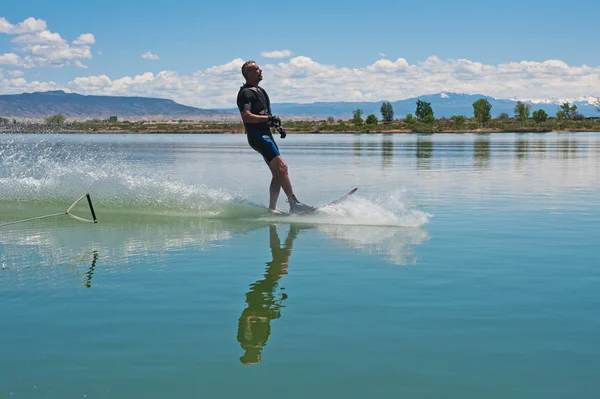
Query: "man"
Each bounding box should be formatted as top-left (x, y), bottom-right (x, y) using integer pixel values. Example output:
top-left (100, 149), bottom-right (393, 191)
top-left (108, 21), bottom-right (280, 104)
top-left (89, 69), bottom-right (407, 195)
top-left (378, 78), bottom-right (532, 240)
top-left (237, 60), bottom-right (313, 214)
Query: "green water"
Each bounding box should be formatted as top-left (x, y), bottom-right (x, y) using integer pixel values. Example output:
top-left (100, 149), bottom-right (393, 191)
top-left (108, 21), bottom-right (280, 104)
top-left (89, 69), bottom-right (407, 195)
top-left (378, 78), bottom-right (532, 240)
top-left (1, 133), bottom-right (599, 398)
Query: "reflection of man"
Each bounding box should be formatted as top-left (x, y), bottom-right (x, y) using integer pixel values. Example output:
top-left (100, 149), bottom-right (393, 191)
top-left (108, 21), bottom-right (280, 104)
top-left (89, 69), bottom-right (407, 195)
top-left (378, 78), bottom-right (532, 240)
top-left (237, 224), bottom-right (303, 365)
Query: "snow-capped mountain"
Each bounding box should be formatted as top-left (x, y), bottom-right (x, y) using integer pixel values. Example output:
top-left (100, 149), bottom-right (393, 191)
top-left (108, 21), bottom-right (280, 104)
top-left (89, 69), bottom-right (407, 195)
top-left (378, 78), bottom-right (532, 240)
top-left (1, 90), bottom-right (598, 120)
top-left (269, 92), bottom-right (599, 118)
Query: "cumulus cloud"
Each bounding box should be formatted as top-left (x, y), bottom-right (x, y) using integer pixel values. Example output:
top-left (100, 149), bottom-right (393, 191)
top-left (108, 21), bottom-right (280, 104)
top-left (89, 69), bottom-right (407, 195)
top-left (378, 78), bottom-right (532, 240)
top-left (73, 33), bottom-right (95, 45)
top-left (0, 53), bottom-right (22, 66)
top-left (70, 74), bottom-right (112, 89)
top-left (73, 60), bottom-right (87, 69)
top-left (13, 30), bottom-right (65, 45)
top-left (142, 51), bottom-right (160, 60)
top-left (7, 77), bottom-right (27, 86)
top-left (8, 70), bottom-right (25, 77)
top-left (261, 50), bottom-right (293, 58)
top-left (0, 75), bottom-right (60, 94)
top-left (0, 17), bottom-right (94, 68)
top-left (0, 17), bottom-right (46, 34)
top-left (64, 57), bottom-right (600, 107)
top-left (367, 58), bottom-right (410, 72)
top-left (202, 58), bottom-right (243, 75)
top-left (2, 55), bottom-right (599, 108)
top-left (0, 71), bottom-right (61, 94)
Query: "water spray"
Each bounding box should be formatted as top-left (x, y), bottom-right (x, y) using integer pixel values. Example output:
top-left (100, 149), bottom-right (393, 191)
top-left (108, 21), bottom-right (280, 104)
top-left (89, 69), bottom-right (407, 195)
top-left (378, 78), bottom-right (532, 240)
top-left (0, 193), bottom-right (98, 228)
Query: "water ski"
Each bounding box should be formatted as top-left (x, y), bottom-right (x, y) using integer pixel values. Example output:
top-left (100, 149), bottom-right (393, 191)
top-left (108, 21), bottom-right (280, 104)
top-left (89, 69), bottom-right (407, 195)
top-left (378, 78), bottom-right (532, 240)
top-left (272, 187), bottom-right (358, 216)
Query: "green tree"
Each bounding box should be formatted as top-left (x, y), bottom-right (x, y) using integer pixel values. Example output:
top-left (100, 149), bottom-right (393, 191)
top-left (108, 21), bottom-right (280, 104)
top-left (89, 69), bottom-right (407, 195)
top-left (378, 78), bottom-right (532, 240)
top-left (352, 109), bottom-right (364, 126)
top-left (472, 98), bottom-right (492, 126)
top-left (405, 113), bottom-right (416, 126)
top-left (415, 100), bottom-right (434, 123)
top-left (514, 101), bottom-right (531, 124)
top-left (380, 101), bottom-right (394, 122)
top-left (451, 115), bottom-right (466, 128)
top-left (0, 117), bottom-right (9, 125)
top-left (326, 116), bottom-right (335, 124)
top-left (108, 116), bottom-right (118, 123)
top-left (498, 113), bottom-right (509, 120)
top-left (45, 114), bottom-right (66, 125)
top-left (572, 111), bottom-right (584, 121)
top-left (559, 102), bottom-right (577, 119)
top-left (366, 114), bottom-right (378, 125)
top-left (532, 109), bottom-right (548, 124)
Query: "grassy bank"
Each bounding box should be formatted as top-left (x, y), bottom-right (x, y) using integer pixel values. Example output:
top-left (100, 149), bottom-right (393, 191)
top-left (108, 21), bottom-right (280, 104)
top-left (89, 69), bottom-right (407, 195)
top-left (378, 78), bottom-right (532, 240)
top-left (1, 117), bottom-right (599, 134)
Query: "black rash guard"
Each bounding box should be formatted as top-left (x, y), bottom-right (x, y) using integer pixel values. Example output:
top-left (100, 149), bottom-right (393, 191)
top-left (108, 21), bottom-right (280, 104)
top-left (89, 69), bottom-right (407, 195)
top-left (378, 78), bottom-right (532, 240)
top-left (237, 84), bottom-right (272, 135)
top-left (237, 84), bottom-right (280, 164)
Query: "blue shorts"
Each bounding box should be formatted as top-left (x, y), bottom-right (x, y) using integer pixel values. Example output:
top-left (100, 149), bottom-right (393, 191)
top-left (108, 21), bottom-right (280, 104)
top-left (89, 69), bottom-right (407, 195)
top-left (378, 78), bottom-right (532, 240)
top-left (246, 130), bottom-right (280, 165)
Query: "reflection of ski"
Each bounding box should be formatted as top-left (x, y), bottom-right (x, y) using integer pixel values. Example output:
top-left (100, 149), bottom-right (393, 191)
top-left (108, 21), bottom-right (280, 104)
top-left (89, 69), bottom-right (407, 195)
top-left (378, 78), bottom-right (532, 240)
top-left (292, 187), bottom-right (358, 215)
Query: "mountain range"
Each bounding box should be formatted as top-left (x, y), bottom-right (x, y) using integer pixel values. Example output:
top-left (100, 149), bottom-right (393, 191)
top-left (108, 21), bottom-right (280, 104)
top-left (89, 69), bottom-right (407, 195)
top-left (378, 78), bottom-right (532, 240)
top-left (0, 90), bottom-right (229, 120)
top-left (267, 93), bottom-right (599, 119)
top-left (0, 90), bottom-right (598, 120)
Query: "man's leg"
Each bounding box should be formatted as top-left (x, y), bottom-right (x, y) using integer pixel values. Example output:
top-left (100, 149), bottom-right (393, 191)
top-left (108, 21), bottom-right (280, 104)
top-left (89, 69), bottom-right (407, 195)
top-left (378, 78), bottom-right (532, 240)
top-left (268, 155), bottom-right (294, 204)
top-left (267, 155), bottom-right (313, 213)
top-left (268, 167), bottom-right (281, 210)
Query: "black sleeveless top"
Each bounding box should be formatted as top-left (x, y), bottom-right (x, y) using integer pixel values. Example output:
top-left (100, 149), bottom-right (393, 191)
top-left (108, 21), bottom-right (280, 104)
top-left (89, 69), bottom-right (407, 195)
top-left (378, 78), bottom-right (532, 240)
top-left (237, 84), bottom-right (272, 135)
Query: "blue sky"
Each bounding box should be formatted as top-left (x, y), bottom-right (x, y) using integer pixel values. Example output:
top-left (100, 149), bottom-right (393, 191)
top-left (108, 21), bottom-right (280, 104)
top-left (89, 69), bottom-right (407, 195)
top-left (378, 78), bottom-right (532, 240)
top-left (1, 0), bottom-right (599, 107)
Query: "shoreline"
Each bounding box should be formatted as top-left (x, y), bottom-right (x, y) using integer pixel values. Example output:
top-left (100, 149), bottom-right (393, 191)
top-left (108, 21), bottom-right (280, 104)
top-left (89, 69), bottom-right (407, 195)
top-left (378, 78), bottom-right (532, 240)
top-left (2, 128), bottom-right (599, 134)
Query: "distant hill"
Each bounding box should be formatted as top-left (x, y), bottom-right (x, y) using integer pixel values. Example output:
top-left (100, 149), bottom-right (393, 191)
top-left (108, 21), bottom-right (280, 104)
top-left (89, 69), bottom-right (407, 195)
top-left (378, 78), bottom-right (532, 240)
top-left (267, 92), bottom-right (599, 119)
top-left (1, 90), bottom-right (597, 120)
top-left (0, 90), bottom-right (233, 120)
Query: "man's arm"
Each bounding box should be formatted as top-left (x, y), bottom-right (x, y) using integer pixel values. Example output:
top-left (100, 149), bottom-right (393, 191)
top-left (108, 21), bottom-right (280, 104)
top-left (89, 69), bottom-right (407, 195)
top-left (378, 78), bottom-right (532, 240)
top-left (238, 89), bottom-right (269, 124)
top-left (240, 110), bottom-right (270, 124)
top-left (237, 88), bottom-right (279, 125)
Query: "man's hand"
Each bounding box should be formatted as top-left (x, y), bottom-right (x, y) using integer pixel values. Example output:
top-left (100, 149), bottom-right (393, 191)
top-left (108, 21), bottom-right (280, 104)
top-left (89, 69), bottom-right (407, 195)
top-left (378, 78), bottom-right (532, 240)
top-left (267, 115), bottom-right (281, 127)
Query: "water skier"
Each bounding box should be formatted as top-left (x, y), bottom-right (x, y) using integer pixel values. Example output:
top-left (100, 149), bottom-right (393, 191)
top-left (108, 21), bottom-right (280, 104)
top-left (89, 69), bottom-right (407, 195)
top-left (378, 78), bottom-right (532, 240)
top-left (237, 61), bottom-right (313, 214)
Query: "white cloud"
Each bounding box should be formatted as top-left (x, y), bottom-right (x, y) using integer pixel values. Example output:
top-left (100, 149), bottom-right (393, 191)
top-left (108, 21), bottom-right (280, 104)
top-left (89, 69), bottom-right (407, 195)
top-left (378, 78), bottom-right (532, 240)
top-left (261, 50), bottom-right (293, 58)
top-left (142, 51), bottom-right (160, 60)
top-left (367, 58), bottom-right (410, 72)
top-left (0, 18), bottom-right (10, 33)
top-left (0, 17), bottom-right (94, 68)
top-left (0, 17), bottom-right (46, 34)
top-left (70, 74), bottom-right (112, 89)
top-left (73, 33), bottom-right (95, 45)
top-left (8, 77), bottom-right (27, 86)
top-left (0, 53), bottom-right (22, 66)
top-left (8, 70), bottom-right (25, 77)
top-left (2, 55), bottom-right (599, 108)
top-left (13, 30), bottom-right (65, 45)
top-left (74, 60), bottom-right (87, 69)
top-left (113, 72), bottom-right (156, 87)
top-left (379, 52), bottom-right (387, 57)
top-left (0, 78), bottom-right (60, 93)
top-left (202, 58), bottom-right (244, 75)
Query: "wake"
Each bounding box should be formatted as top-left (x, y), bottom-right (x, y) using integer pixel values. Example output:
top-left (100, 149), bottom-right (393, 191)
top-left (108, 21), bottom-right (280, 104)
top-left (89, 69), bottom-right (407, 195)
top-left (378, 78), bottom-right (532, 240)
top-left (259, 191), bottom-right (431, 227)
top-left (1, 136), bottom-right (431, 227)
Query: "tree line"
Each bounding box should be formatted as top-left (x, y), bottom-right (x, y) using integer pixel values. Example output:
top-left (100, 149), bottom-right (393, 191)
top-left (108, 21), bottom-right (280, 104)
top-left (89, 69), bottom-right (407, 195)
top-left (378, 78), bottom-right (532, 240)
top-left (0, 115), bottom-right (119, 126)
top-left (348, 97), bottom-right (600, 127)
top-left (2, 98), bottom-right (599, 132)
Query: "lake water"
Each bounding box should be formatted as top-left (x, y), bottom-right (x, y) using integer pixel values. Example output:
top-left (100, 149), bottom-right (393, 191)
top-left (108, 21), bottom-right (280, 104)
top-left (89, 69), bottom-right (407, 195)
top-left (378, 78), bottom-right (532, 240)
top-left (1, 132), bottom-right (599, 398)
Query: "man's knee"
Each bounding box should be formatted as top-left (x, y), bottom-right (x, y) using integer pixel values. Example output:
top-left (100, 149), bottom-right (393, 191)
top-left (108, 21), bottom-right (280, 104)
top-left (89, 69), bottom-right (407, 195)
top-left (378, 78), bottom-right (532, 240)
top-left (270, 156), bottom-right (288, 177)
